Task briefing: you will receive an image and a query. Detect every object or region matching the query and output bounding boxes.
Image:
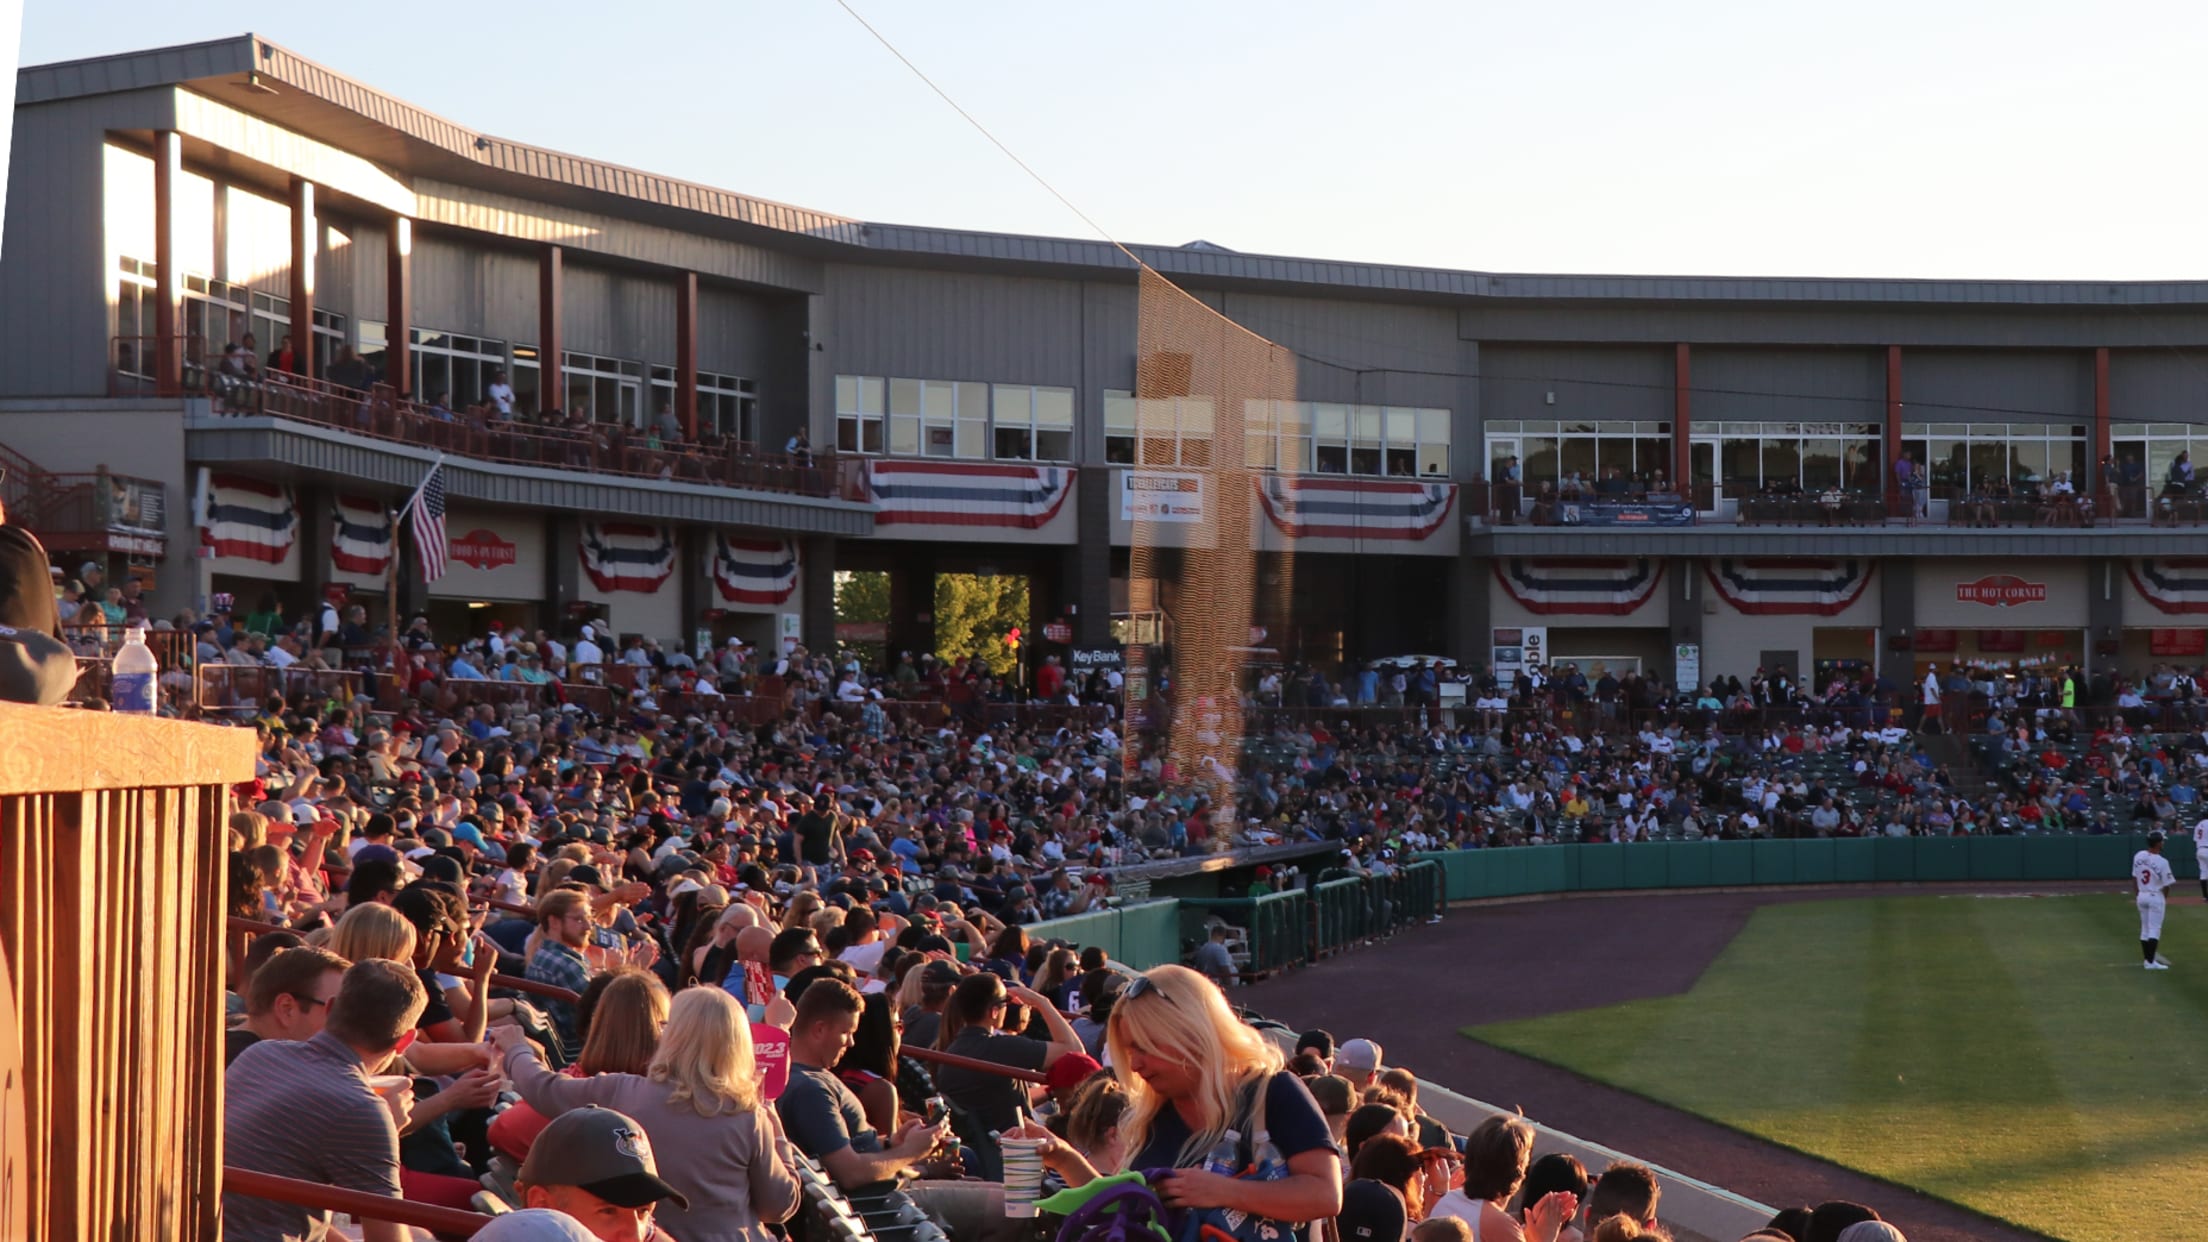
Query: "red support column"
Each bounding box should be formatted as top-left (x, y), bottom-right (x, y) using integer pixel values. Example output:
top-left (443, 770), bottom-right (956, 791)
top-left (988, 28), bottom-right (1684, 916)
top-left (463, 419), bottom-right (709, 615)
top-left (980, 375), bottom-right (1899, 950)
top-left (1671, 343), bottom-right (1691, 494)
top-left (675, 271), bottom-right (698, 440)
top-left (288, 178), bottom-right (316, 383)
top-left (1885, 346), bottom-right (1904, 515)
top-left (2093, 346), bottom-right (2112, 490)
top-left (539, 245), bottom-right (564, 415)
top-left (152, 131), bottom-right (180, 396)
top-left (387, 217), bottom-right (412, 397)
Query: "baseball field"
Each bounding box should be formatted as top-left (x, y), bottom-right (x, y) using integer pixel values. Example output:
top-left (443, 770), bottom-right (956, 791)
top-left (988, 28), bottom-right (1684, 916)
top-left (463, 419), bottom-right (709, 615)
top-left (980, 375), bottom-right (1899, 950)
top-left (1468, 892), bottom-right (2208, 1242)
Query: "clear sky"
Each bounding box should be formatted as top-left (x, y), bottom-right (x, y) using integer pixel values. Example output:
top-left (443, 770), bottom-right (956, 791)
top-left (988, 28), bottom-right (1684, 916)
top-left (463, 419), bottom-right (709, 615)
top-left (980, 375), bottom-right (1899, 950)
top-left (16, 0), bottom-right (2208, 281)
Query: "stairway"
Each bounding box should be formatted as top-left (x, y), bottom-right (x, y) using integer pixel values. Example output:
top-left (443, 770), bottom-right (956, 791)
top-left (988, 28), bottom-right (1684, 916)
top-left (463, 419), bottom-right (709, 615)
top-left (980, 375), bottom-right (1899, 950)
top-left (1919, 731), bottom-right (1992, 803)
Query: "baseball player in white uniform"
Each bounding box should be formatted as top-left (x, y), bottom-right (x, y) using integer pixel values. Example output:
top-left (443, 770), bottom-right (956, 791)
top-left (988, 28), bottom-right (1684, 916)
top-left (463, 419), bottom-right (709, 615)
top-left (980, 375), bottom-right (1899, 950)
top-left (2194, 816), bottom-right (2208, 901)
top-left (2135, 830), bottom-right (2178, 969)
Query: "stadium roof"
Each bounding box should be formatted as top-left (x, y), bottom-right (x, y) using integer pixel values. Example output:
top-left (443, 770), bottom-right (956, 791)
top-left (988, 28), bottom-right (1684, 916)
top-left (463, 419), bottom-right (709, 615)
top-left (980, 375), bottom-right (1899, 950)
top-left (23, 34), bottom-right (2208, 307)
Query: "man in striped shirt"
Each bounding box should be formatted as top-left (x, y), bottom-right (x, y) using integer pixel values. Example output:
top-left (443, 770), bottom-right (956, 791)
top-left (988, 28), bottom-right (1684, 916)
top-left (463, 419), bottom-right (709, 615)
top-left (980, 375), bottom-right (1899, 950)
top-left (224, 958), bottom-right (428, 1242)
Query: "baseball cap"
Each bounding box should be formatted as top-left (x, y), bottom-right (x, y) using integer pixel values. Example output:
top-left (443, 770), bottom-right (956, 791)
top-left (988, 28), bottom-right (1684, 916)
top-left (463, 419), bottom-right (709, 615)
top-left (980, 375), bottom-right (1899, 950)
top-left (471, 1210), bottom-right (597, 1242)
top-left (0, 623), bottom-right (74, 706)
top-left (919, 960), bottom-right (964, 986)
top-left (518, 1106), bottom-right (691, 1210)
top-left (1045, 1051), bottom-right (1103, 1092)
top-left (1335, 1038), bottom-right (1384, 1074)
top-left (1336, 1179), bottom-right (1407, 1242)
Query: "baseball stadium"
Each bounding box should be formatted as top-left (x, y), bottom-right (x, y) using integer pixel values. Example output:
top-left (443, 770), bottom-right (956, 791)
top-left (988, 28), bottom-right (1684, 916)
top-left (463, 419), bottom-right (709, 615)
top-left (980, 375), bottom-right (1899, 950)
top-left (3, 25), bottom-right (2208, 1242)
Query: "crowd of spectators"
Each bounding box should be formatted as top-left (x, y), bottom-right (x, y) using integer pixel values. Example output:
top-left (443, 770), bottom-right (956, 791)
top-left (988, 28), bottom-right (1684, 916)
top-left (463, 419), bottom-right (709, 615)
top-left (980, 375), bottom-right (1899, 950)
top-left (217, 791), bottom-right (1922, 1242)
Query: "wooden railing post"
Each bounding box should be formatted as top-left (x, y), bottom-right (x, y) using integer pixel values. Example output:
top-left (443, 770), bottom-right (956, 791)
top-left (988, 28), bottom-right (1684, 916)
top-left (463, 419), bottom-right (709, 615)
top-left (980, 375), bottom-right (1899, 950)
top-left (0, 704), bottom-right (256, 1242)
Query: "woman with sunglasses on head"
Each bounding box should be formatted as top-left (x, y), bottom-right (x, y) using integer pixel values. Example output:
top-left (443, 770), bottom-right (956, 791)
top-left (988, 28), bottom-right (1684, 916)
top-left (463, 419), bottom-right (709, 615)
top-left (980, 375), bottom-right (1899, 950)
top-left (1011, 964), bottom-right (1343, 1227)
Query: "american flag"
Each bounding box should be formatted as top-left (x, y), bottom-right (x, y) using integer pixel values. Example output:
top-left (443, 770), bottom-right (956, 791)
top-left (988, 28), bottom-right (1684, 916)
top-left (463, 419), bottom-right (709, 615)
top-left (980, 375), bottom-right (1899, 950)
top-left (405, 461), bottom-right (448, 582)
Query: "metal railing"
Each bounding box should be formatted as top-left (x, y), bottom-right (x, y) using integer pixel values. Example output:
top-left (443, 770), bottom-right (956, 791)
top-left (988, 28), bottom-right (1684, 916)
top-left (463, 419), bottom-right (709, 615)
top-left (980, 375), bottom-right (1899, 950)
top-left (196, 665), bottom-right (366, 712)
top-left (222, 1167), bottom-right (494, 1238)
top-left (113, 335), bottom-right (839, 498)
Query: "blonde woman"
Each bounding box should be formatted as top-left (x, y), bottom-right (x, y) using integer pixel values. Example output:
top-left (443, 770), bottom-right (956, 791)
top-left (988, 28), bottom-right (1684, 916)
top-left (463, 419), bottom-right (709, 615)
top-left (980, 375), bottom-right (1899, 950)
top-left (1013, 963), bottom-right (1341, 1224)
top-left (495, 986), bottom-right (801, 1242)
top-left (329, 902), bottom-right (417, 966)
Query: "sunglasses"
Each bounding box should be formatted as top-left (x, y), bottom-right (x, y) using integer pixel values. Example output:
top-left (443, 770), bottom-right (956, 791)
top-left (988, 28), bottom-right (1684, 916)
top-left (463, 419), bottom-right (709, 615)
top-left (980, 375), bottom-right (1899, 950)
top-left (1122, 973), bottom-right (1172, 1004)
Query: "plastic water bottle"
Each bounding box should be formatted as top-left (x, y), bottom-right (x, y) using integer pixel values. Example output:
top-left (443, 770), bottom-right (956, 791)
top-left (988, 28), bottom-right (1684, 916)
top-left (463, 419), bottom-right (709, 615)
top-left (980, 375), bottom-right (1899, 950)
top-left (111, 625), bottom-right (158, 715)
top-left (1251, 1129), bottom-right (1287, 1182)
top-left (1203, 1129), bottom-right (1242, 1177)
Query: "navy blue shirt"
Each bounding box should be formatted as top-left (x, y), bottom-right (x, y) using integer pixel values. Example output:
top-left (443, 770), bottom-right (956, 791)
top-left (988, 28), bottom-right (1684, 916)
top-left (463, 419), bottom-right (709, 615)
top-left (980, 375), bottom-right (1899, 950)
top-left (1127, 1070), bottom-right (1336, 1173)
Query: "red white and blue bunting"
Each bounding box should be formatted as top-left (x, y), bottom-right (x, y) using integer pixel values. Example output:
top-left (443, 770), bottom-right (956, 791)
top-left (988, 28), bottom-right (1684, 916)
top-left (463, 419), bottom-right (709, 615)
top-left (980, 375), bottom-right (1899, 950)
top-left (712, 535), bottom-right (799, 605)
top-left (330, 495), bottom-right (393, 576)
top-left (1254, 477), bottom-right (1457, 541)
top-left (1706, 558), bottom-right (1873, 616)
top-left (865, 461), bottom-right (1073, 529)
top-left (198, 472), bottom-right (297, 563)
top-left (2129, 559), bottom-right (2208, 615)
top-left (1495, 558), bottom-right (1664, 616)
top-left (580, 522), bottom-right (676, 593)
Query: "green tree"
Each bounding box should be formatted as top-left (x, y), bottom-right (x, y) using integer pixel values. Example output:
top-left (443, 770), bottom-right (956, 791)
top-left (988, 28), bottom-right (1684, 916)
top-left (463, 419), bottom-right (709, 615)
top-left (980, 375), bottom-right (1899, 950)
top-left (834, 570), bottom-right (890, 623)
top-left (934, 573), bottom-right (1028, 678)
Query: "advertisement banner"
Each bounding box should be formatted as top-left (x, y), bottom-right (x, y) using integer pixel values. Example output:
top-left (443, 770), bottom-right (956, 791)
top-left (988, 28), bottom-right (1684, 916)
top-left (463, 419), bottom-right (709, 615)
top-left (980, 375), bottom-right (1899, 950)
top-left (1675, 643), bottom-right (1701, 694)
top-left (1070, 646), bottom-right (1125, 673)
top-left (1557, 500), bottom-right (1697, 527)
top-left (1492, 626), bottom-right (1548, 687)
top-left (1121, 471), bottom-right (1205, 523)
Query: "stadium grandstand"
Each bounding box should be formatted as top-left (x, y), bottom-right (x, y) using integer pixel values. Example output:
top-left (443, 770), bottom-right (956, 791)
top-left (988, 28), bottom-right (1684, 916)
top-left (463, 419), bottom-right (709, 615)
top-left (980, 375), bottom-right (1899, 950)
top-left (4, 30), bottom-right (2207, 1242)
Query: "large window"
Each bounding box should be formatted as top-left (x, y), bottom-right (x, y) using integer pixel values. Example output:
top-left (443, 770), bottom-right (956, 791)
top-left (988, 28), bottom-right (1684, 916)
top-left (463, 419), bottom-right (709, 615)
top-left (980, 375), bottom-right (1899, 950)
top-left (1706, 422), bottom-right (1882, 493)
top-left (835, 375), bottom-right (886, 452)
top-left (1111, 393), bottom-right (1448, 476)
top-left (563, 352), bottom-right (643, 425)
top-left (836, 374), bottom-right (1050, 461)
top-left (249, 291), bottom-right (290, 359)
top-left (1900, 423), bottom-right (2086, 492)
top-left (1486, 420), bottom-right (1672, 489)
top-left (182, 275), bottom-right (247, 368)
top-left (115, 257), bottom-right (158, 378)
top-left (2111, 424), bottom-right (2208, 490)
top-left (650, 366), bottom-right (759, 442)
top-left (414, 331), bottom-right (508, 410)
top-left (991, 385), bottom-right (1076, 460)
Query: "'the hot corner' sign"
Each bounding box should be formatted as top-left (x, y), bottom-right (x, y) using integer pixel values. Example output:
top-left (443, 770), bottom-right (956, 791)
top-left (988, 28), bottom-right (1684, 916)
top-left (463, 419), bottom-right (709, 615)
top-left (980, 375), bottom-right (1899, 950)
top-left (1956, 574), bottom-right (2047, 607)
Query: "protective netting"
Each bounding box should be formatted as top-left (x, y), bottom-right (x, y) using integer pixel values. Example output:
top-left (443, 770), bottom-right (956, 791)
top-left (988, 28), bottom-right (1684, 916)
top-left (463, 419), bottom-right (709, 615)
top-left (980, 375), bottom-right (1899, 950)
top-left (1128, 266), bottom-right (1299, 797)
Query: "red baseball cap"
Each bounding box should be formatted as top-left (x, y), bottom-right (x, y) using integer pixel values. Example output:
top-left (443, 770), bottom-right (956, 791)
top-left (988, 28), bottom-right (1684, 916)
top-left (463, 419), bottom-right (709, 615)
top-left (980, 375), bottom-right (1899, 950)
top-left (1046, 1052), bottom-right (1103, 1091)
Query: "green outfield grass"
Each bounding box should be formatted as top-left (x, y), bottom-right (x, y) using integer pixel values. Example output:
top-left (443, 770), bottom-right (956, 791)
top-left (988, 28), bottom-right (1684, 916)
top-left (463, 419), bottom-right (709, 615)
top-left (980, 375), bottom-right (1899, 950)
top-left (1468, 893), bottom-right (2208, 1242)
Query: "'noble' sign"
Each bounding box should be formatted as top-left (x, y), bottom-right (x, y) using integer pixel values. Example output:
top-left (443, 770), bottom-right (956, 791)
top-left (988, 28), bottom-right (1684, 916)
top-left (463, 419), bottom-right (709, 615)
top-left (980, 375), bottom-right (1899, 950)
top-left (1956, 574), bottom-right (2047, 607)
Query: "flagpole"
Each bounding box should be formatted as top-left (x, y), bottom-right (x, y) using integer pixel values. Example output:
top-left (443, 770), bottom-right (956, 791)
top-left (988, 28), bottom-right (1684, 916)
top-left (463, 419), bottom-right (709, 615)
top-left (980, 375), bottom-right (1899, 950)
top-left (387, 455), bottom-right (442, 690)
top-left (385, 500), bottom-right (401, 688)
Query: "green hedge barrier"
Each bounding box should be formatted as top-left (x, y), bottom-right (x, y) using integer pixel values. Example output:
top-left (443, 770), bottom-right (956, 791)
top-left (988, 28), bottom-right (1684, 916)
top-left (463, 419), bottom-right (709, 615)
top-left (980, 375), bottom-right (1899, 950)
top-left (1423, 834), bottom-right (2201, 903)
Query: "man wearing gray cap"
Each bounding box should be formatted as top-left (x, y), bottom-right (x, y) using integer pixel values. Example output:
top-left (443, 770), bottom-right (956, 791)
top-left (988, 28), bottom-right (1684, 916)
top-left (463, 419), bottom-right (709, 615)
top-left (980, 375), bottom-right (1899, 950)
top-left (508, 1105), bottom-right (687, 1242)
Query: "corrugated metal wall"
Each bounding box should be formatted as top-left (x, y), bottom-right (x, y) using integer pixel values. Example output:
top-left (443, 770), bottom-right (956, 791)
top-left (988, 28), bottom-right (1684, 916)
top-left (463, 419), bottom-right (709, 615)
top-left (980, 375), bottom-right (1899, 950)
top-left (823, 264), bottom-right (1083, 385)
top-left (219, 183), bottom-right (289, 293)
top-left (697, 286), bottom-right (781, 380)
top-left (1212, 291), bottom-right (1459, 409)
top-left (1460, 302), bottom-right (2208, 349)
top-left (1477, 343), bottom-right (1675, 423)
top-left (1903, 348), bottom-right (2090, 426)
top-left (2108, 349), bottom-right (2208, 422)
top-left (411, 232), bottom-right (538, 346)
top-left (1692, 347), bottom-right (1886, 425)
top-left (561, 263), bottom-right (673, 362)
